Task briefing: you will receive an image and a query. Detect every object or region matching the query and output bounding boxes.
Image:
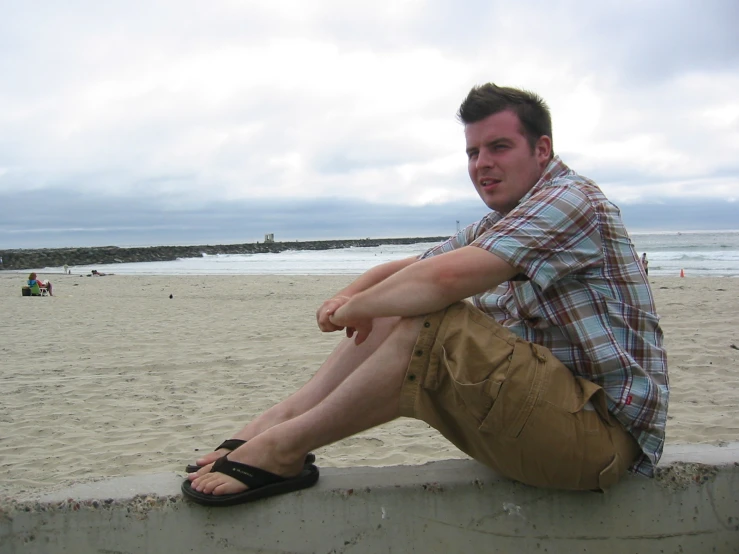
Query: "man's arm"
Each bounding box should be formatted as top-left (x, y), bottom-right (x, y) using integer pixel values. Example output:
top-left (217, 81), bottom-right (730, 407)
top-left (331, 246), bottom-right (517, 340)
top-left (316, 256), bottom-right (419, 332)
top-left (337, 256), bottom-right (419, 297)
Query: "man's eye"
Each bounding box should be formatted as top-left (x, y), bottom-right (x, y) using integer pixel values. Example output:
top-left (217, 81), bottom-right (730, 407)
top-left (467, 152), bottom-right (478, 160)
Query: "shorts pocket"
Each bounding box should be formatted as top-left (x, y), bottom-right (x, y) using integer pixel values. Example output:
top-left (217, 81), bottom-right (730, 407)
top-left (560, 377), bottom-right (610, 418)
top-left (441, 346), bottom-right (506, 427)
top-left (481, 342), bottom-right (545, 438)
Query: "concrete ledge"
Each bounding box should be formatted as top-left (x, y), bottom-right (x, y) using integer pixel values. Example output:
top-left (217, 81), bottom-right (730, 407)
top-left (2, 443), bottom-right (738, 554)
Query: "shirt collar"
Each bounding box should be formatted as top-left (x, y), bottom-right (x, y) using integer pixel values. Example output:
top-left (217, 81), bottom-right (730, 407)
top-left (510, 154), bottom-right (570, 210)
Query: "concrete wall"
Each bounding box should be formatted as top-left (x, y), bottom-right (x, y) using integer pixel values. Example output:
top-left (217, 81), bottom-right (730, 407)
top-left (2, 442), bottom-right (737, 554)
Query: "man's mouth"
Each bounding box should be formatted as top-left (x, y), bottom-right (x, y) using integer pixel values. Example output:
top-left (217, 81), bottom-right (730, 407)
top-left (480, 178), bottom-right (502, 190)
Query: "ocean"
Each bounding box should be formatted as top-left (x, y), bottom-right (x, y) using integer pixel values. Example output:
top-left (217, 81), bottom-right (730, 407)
top-left (35, 230), bottom-right (739, 277)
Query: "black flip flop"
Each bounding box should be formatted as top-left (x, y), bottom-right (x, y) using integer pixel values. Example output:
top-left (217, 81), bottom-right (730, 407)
top-left (185, 439), bottom-right (316, 473)
top-left (181, 456), bottom-right (319, 507)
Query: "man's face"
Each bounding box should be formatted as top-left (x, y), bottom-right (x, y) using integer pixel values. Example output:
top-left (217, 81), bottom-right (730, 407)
top-left (465, 110), bottom-right (551, 214)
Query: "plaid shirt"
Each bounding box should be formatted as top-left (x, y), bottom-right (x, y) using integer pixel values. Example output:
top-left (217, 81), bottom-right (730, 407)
top-left (421, 156), bottom-right (668, 477)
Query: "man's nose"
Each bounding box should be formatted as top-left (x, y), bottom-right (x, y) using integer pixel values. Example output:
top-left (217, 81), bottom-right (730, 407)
top-left (475, 148), bottom-right (493, 169)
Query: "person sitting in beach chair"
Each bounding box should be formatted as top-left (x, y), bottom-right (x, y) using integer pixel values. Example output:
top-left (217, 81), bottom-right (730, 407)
top-left (27, 272), bottom-right (53, 296)
top-left (183, 83), bottom-right (668, 507)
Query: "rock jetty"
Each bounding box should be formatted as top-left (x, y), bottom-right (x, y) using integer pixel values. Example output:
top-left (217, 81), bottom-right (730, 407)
top-left (0, 237), bottom-right (448, 271)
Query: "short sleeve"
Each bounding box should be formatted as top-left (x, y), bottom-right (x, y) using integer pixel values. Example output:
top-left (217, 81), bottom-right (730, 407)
top-left (472, 183), bottom-right (603, 290)
top-left (420, 213), bottom-right (500, 260)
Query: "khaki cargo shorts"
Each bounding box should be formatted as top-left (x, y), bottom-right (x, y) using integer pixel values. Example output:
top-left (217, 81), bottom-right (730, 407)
top-left (398, 301), bottom-right (640, 491)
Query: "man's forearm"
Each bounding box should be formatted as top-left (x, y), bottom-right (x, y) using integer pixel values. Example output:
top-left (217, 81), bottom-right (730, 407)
top-left (343, 259), bottom-right (457, 320)
top-left (336, 246), bottom-right (518, 322)
top-left (337, 256), bottom-right (418, 297)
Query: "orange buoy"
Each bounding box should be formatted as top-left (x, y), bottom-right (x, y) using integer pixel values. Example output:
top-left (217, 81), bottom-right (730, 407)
top-left (680, 269), bottom-right (685, 278)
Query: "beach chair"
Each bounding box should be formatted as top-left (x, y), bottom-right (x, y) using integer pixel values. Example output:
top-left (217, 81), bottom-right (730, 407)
top-left (25, 282), bottom-right (49, 296)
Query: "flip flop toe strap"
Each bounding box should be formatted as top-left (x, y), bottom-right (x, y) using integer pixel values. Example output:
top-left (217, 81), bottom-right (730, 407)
top-left (210, 456), bottom-right (286, 488)
top-left (213, 439), bottom-right (316, 464)
top-left (214, 439), bottom-right (247, 452)
top-left (185, 439), bottom-right (316, 474)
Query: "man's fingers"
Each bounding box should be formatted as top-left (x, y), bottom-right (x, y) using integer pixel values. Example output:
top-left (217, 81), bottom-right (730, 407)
top-left (318, 296), bottom-right (348, 329)
top-left (320, 320), bottom-right (343, 333)
top-left (318, 311), bottom-right (343, 333)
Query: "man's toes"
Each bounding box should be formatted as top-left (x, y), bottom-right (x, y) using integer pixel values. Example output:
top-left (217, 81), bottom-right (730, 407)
top-left (191, 473), bottom-right (246, 495)
top-left (195, 450), bottom-right (225, 465)
top-left (212, 481), bottom-right (236, 496)
top-left (188, 462), bottom-right (214, 480)
top-left (200, 478), bottom-right (221, 494)
top-left (192, 474), bottom-right (217, 492)
top-left (212, 476), bottom-right (247, 496)
top-left (205, 477), bottom-right (228, 494)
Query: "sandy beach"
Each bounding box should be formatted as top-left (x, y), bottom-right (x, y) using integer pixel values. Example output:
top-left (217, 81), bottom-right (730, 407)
top-left (1, 272), bottom-right (738, 498)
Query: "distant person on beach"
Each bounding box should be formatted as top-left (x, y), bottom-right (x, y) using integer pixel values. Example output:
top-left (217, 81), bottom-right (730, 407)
top-left (641, 253), bottom-right (649, 275)
top-left (184, 83), bottom-right (668, 507)
top-left (27, 272), bottom-right (53, 296)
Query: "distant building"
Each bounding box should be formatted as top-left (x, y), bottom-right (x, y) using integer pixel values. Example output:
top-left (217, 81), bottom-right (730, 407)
top-left (264, 233), bottom-right (275, 243)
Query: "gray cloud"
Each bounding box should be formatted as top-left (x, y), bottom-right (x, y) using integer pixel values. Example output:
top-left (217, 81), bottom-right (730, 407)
top-left (579, 1), bottom-right (739, 83)
top-left (1, 188), bottom-right (736, 249)
top-left (0, 1), bottom-right (737, 249)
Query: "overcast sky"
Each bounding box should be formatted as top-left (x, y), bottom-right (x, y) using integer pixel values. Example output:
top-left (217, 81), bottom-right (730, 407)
top-left (1, 0), bottom-right (738, 248)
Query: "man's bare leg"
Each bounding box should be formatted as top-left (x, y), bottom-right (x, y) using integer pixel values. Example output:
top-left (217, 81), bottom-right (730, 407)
top-left (190, 316), bottom-right (423, 495)
top-left (193, 316), bottom-right (402, 468)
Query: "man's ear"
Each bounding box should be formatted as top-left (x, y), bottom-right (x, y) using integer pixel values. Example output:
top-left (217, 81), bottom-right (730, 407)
top-left (535, 135), bottom-right (552, 165)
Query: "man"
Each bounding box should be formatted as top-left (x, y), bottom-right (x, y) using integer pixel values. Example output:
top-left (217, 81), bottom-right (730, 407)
top-left (183, 84), bottom-right (668, 506)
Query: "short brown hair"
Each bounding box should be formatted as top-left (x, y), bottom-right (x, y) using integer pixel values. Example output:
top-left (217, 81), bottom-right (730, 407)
top-left (458, 84), bottom-right (553, 152)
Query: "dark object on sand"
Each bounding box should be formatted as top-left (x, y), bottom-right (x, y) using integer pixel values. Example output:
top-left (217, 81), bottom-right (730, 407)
top-left (169, 294), bottom-right (173, 299)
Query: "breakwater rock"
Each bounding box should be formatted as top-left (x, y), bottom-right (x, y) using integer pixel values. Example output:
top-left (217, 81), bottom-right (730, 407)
top-left (0, 237), bottom-right (448, 271)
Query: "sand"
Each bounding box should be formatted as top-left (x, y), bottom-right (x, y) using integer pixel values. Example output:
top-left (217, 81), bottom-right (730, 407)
top-left (1, 272), bottom-right (738, 498)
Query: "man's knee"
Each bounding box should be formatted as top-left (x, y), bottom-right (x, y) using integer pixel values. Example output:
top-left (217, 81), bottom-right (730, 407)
top-left (391, 316), bottom-right (425, 342)
top-left (373, 316), bottom-right (425, 362)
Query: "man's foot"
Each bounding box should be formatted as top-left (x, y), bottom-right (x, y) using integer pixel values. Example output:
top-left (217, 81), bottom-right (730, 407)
top-left (188, 406), bottom-right (306, 470)
top-left (182, 456), bottom-right (319, 507)
top-left (188, 437), bottom-right (308, 497)
top-left (185, 439), bottom-right (315, 473)
top-left (185, 439), bottom-right (247, 473)
top-left (193, 443), bottom-right (241, 469)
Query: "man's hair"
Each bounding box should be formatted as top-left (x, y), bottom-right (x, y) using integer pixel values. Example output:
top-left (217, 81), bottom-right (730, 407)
top-left (457, 84), bottom-right (553, 152)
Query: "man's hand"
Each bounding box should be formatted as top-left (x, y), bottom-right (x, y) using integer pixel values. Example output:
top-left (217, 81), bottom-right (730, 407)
top-left (329, 303), bottom-right (374, 345)
top-left (316, 295), bottom-right (352, 332)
